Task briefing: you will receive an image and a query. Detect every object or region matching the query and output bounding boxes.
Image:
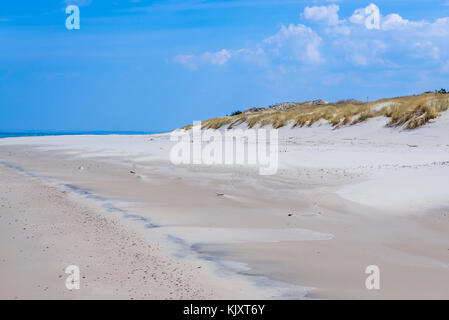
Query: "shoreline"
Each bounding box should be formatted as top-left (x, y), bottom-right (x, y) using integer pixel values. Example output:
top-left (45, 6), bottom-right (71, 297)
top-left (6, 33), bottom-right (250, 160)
top-left (0, 161), bottom-right (316, 300)
top-left (0, 163), bottom-right (254, 299)
top-left (1, 124), bottom-right (449, 299)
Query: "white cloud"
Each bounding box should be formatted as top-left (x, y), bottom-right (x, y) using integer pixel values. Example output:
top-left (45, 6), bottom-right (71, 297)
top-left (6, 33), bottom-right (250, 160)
top-left (381, 13), bottom-right (409, 30)
top-left (174, 23), bottom-right (323, 69)
top-left (332, 3), bottom-right (449, 66)
top-left (304, 4), bottom-right (341, 26)
top-left (335, 38), bottom-right (387, 66)
top-left (201, 49), bottom-right (232, 66)
top-left (174, 2), bottom-right (449, 72)
top-left (426, 17), bottom-right (449, 36)
top-left (263, 24), bottom-right (324, 63)
top-left (325, 24), bottom-right (351, 35)
top-left (350, 3), bottom-right (381, 27)
top-left (349, 4), bottom-right (420, 31)
top-left (349, 7), bottom-right (368, 25)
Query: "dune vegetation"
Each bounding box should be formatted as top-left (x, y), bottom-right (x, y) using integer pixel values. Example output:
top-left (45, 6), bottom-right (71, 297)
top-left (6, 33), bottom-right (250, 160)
top-left (181, 92), bottom-right (449, 131)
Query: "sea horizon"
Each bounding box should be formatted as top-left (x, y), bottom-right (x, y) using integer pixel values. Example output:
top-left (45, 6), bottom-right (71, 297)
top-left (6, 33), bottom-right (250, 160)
top-left (0, 131), bottom-right (162, 139)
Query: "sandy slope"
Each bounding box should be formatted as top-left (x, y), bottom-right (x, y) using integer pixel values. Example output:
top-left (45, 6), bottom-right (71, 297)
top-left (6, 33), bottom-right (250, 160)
top-left (1, 114), bottom-right (449, 299)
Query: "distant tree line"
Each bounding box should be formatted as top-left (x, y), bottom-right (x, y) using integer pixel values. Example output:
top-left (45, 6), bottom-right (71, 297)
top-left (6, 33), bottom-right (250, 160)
top-left (229, 110), bottom-right (242, 116)
top-left (424, 88), bottom-right (448, 94)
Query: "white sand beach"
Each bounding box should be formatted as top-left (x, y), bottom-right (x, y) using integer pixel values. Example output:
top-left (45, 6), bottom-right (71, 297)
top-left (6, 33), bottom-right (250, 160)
top-left (1, 113), bottom-right (449, 299)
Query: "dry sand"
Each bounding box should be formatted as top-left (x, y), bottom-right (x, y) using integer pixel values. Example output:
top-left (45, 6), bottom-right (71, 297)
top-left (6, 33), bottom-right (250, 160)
top-left (1, 115), bottom-right (449, 299)
top-left (0, 164), bottom-right (255, 299)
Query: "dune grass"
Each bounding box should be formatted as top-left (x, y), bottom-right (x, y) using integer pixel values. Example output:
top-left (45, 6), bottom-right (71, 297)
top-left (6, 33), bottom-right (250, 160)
top-left (181, 93), bottom-right (449, 131)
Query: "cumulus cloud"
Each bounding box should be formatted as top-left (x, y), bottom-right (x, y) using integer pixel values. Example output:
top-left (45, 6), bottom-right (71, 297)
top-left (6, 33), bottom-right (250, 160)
top-left (381, 13), bottom-right (409, 30)
top-left (304, 4), bottom-right (341, 26)
top-left (263, 24), bottom-right (323, 64)
top-left (349, 3), bottom-right (381, 28)
top-left (174, 2), bottom-right (449, 72)
top-left (350, 6), bottom-right (368, 25)
top-left (174, 23), bottom-right (323, 70)
top-left (336, 38), bottom-right (387, 66)
top-left (348, 3), bottom-right (423, 31)
top-left (329, 3), bottom-right (449, 66)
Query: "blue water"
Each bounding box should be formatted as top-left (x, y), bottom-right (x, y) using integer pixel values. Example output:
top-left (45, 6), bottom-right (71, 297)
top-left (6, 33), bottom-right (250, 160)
top-left (0, 131), bottom-right (158, 138)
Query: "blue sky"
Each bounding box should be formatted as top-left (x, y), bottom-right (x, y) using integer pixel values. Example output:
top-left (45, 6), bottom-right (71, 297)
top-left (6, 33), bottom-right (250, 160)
top-left (1, 0), bottom-right (449, 132)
